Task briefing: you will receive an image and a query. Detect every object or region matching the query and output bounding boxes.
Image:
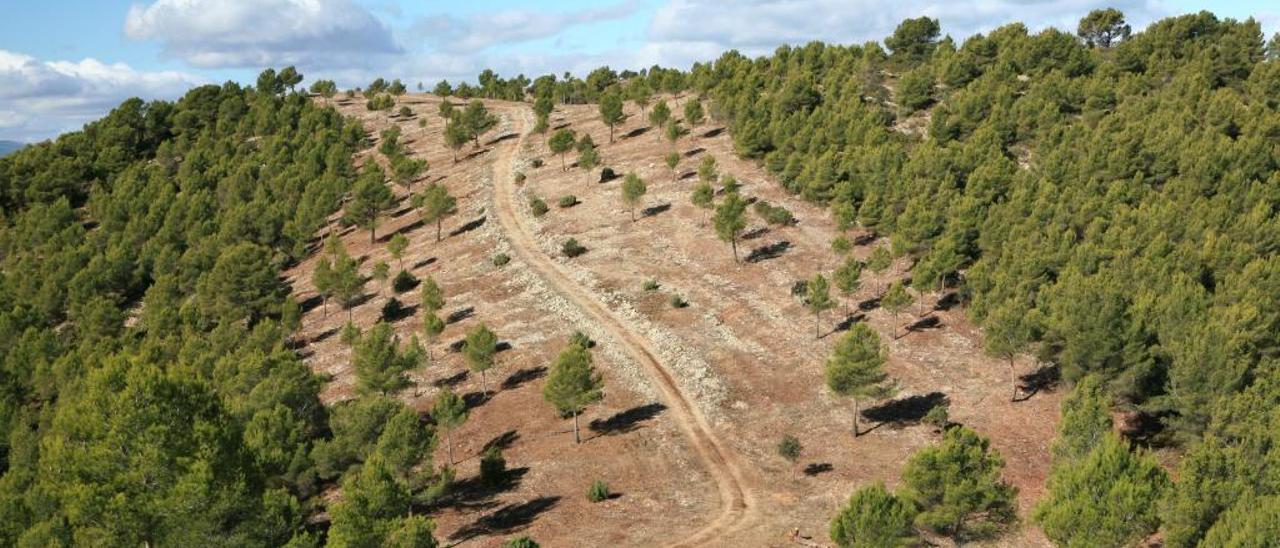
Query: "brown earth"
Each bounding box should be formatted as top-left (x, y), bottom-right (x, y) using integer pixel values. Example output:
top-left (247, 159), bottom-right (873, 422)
top-left (287, 93), bottom-right (1063, 547)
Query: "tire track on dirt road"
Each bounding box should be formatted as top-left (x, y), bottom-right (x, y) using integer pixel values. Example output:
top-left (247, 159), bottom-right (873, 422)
top-left (487, 104), bottom-right (755, 546)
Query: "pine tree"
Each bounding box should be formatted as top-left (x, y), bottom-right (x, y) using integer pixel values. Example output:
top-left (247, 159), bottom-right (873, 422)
top-left (649, 99), bottom-right (671, 141)
top-left (463, 323), bottom-right (499, 394)
top-left (621, 172), bottom-right (647, 222)
top-left (387, 233), bottom-right (409, 270)
top-left (830, 483), bottom-right (918, 547)
top-left (902, 426), bottom-right (1017, 541)
top-left (548, 128), bottom-right (577, 172)
top-left (541, 341), bottom-right (605, 444)
top-left (418, 312), bottom-right (445, 397)
top-left (1051, 374), bottom-right (1112, 464)
top-left (420, 276), bottom-right (445, 313)
top-left (880, 281), bottom-right (913, 339)
top-left (984, 302), bottom-right (1034, 401)
top-left (599, 92), bottom-right (625, 143)
top-left (443, 116), bottom-right (468, 162)
top-left (683, 98), bottom-right (705, 129)
top-left (833, 257), bottom-right (863, 315)
top-left (697, 155), bottom-right (718, 185)
top-left (807, 273), bottom-right (836, 338)
top-left (462, 100), bottom-right (497, 148)
top-left (691, 181), bottom-right (714, 225)
top-left (353, 322), bottom-right (423, 396)
top-left (1035, 434), bottom-right (1167, 546)
top-left (431, 388), bottom-right (467, 466)
top-left (665, 151), bottom-right (680, 181)
top-left (347, 165), bottom-right (397, 243)
top-left (713, 192), bottom-right (748, 262)
top-left (825, 324), bottom-right (894, 436)
top-left (413, 183), bottom-right (457, 242)
top-left (577, 139), bottom-right (600, 185)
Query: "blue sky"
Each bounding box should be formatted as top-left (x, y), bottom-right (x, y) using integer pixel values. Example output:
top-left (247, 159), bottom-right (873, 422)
top-left (1, 0), bottom-right (1276, 142)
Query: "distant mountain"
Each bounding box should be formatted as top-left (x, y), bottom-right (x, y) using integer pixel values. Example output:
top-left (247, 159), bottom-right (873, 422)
top-left (0, 140), bottom-right (25, 157)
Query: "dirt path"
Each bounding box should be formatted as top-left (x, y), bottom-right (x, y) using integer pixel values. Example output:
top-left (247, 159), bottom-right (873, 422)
top-left (488, 104), bottom-right (756, 546)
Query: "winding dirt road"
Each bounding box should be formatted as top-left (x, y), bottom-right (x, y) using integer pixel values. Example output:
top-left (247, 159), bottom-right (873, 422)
top-left (488, 105), bottom-right (756, 546)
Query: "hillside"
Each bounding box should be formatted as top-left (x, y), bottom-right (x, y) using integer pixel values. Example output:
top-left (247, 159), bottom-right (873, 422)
top-left (0, 8), bottom-right (1278, 548)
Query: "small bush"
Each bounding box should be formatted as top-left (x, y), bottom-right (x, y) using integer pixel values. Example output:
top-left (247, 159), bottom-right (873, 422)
top-left (599, 167), bottom-right (617, 182)
top-left (480, 446), bottom-right (507, 488)
top-left (777, 434), bottom-right (802, 463)
top-left (642, 279), bottom-right (660, 291)
top-left (340, 321), bottom-right (361, 346)
top-left (923, 405), bottom-right (950, 430)
top-left (531, 158), bottom-right (545, 168)
top-left (392, 270), bottom-right (419, 293)
top-left (753, 200), bottom-right (796, 226)
top-left (586, 480), bottom-right (610, 503)
top-left (669, 294), bottom-right (689, 308)
top-left (398, 106), bottom-right (412, 117)
top-left (529, 196), bottom-right (549, 217)
top-left (514, 171), bottom-right (526, 184)
top-left (492, 253), bottom-right (510, 267)
top-left (558, 195), bottom-right (578, 208)
top-left (504, 537), bottom-right (539, 548)
top-left (381, 297), bottom-right (405, 321)
top-left (562, 238), bottom-right (586, 258)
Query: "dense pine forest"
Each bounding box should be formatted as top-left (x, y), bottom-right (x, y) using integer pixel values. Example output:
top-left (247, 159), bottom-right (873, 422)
top-left (1, 8), bottom-right (1278, 547)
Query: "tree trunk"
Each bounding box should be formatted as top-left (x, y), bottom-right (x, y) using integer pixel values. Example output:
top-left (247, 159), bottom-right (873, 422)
top-left (369, 227), bottom-right (376, 244)
top-left (815, 311), bottom-right (821, 339)
top-left (609, 124), bottom-right (615, 143)
top-left (573, 411), bottom-right (581, 444)
top-left (852, 397), bottom-right (861, 437)
top-left (560, 153), bottom-right (566, 172)
top-left (1010, 358), bottom-right (1019, 402)
top-left (731, 238), bottom-right (739, 263)
top-left (482, 369), bottom-right (489, 394)
top-left (436, 219), bottom-right (442, 242)
top-left (447, 430), bottom-right (455, 465)
top-left (322, 296), bottom-right (328, 317)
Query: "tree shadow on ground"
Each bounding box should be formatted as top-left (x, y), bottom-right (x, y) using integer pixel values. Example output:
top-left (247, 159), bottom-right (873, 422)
top-left (678, 170), bottom-right (698, 181)
top-left (501, 366), bottom-right (546, 390)
top-left (433, 370), bottom-right (468, 388)
top-left (641, 203), bottom-right (671, 217)
top-left (803, 463), bottom-right (833, 477)
top-left (449, 216), bottom-right (486, 237)
top-left (310, 326), bottom-right (340, 344)
top-left (463, 391), bottom-right (492, 411)
top-left (421, 467), bottom-right (530, 515)
top-left (858, 296), bottom-right (882, 311)
top-left (861, 392), bottom-right (949, 429)
top-left (411, 257), bottom-right (437, 271)
top-left (742, 226), bottom-right (769, 240)
top-left (934, 291), bottom-right (961, 311)
top-left (589, 402), bottom-right (667, 436)
top-left (832, 313), bottom-right (866, 334)
top-left (1015, 364), bottom-right (1061, 402)
top-left (622, 126), bottom-right (649, 139)
top-left (446, 306), bottom-right (475, 324)
top-left (381, 301), bottom-right (419, 323)
top-left (299, 294), bottom-right (324, 314)
top-left (382, 219), bottom-right (425, 240)
top-left (483, 430), bottom-right (520, 452)
top-left (702, 127), bottom-right (725, 138)
top-left (463, 148), bottom-right (489, 161)
top-left (683, 147), bottom-right (705, 157)
top-left (486, 133), bottom-right (519, 145)
top-left (745, 241), bottom-right (791, 263)
top-left (448, 496), bottom-right (560, 542)
top-left (906, 315), bottom-right (942, 333)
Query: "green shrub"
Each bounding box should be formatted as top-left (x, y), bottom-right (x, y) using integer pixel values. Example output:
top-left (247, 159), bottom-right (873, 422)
top-left (340, 321), bottom-right (361, 346)
top-left (558, 195), bottom-right (578, 208)
top-left (492, 253), bottom-right (510, 267)
top-left (392, 270), bottom-right (419, 293)
top-left (504, 537), bottom-right (539, 548)
top-left (669, 294), bottom-right (689, 308)
top-left (529, 196), bottom-right (549, 217)
top-left (777, 434), bottom-right (802, 463)
top-left (923, 405), bottom-right (949, 430)
top-left (480, 446), bottom-right (507, 488)
top-left (562, 238), bottom-right (586, 258)
top-left (514, 172), bottom-right (526, 184)
top-left (599, 167), bottom-right (616, 181)
top-left (531, 158), bottom-right (544, 168)
top-left (398, 106), bottom-right (412, 117)
top-left (754, 200), bottom-right (796, 226)
top-left (642, 279), bottom-right (660, 291)
top-left (587, 480), bottom-right (610, 503)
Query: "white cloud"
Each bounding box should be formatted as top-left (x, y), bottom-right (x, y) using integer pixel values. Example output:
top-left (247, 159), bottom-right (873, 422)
top-left (411, 1), bottom-right (640, 53)
top-left (124, 0), bottom-right (401, 69)
top-left (0, 50), bottom-right (203, 142)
